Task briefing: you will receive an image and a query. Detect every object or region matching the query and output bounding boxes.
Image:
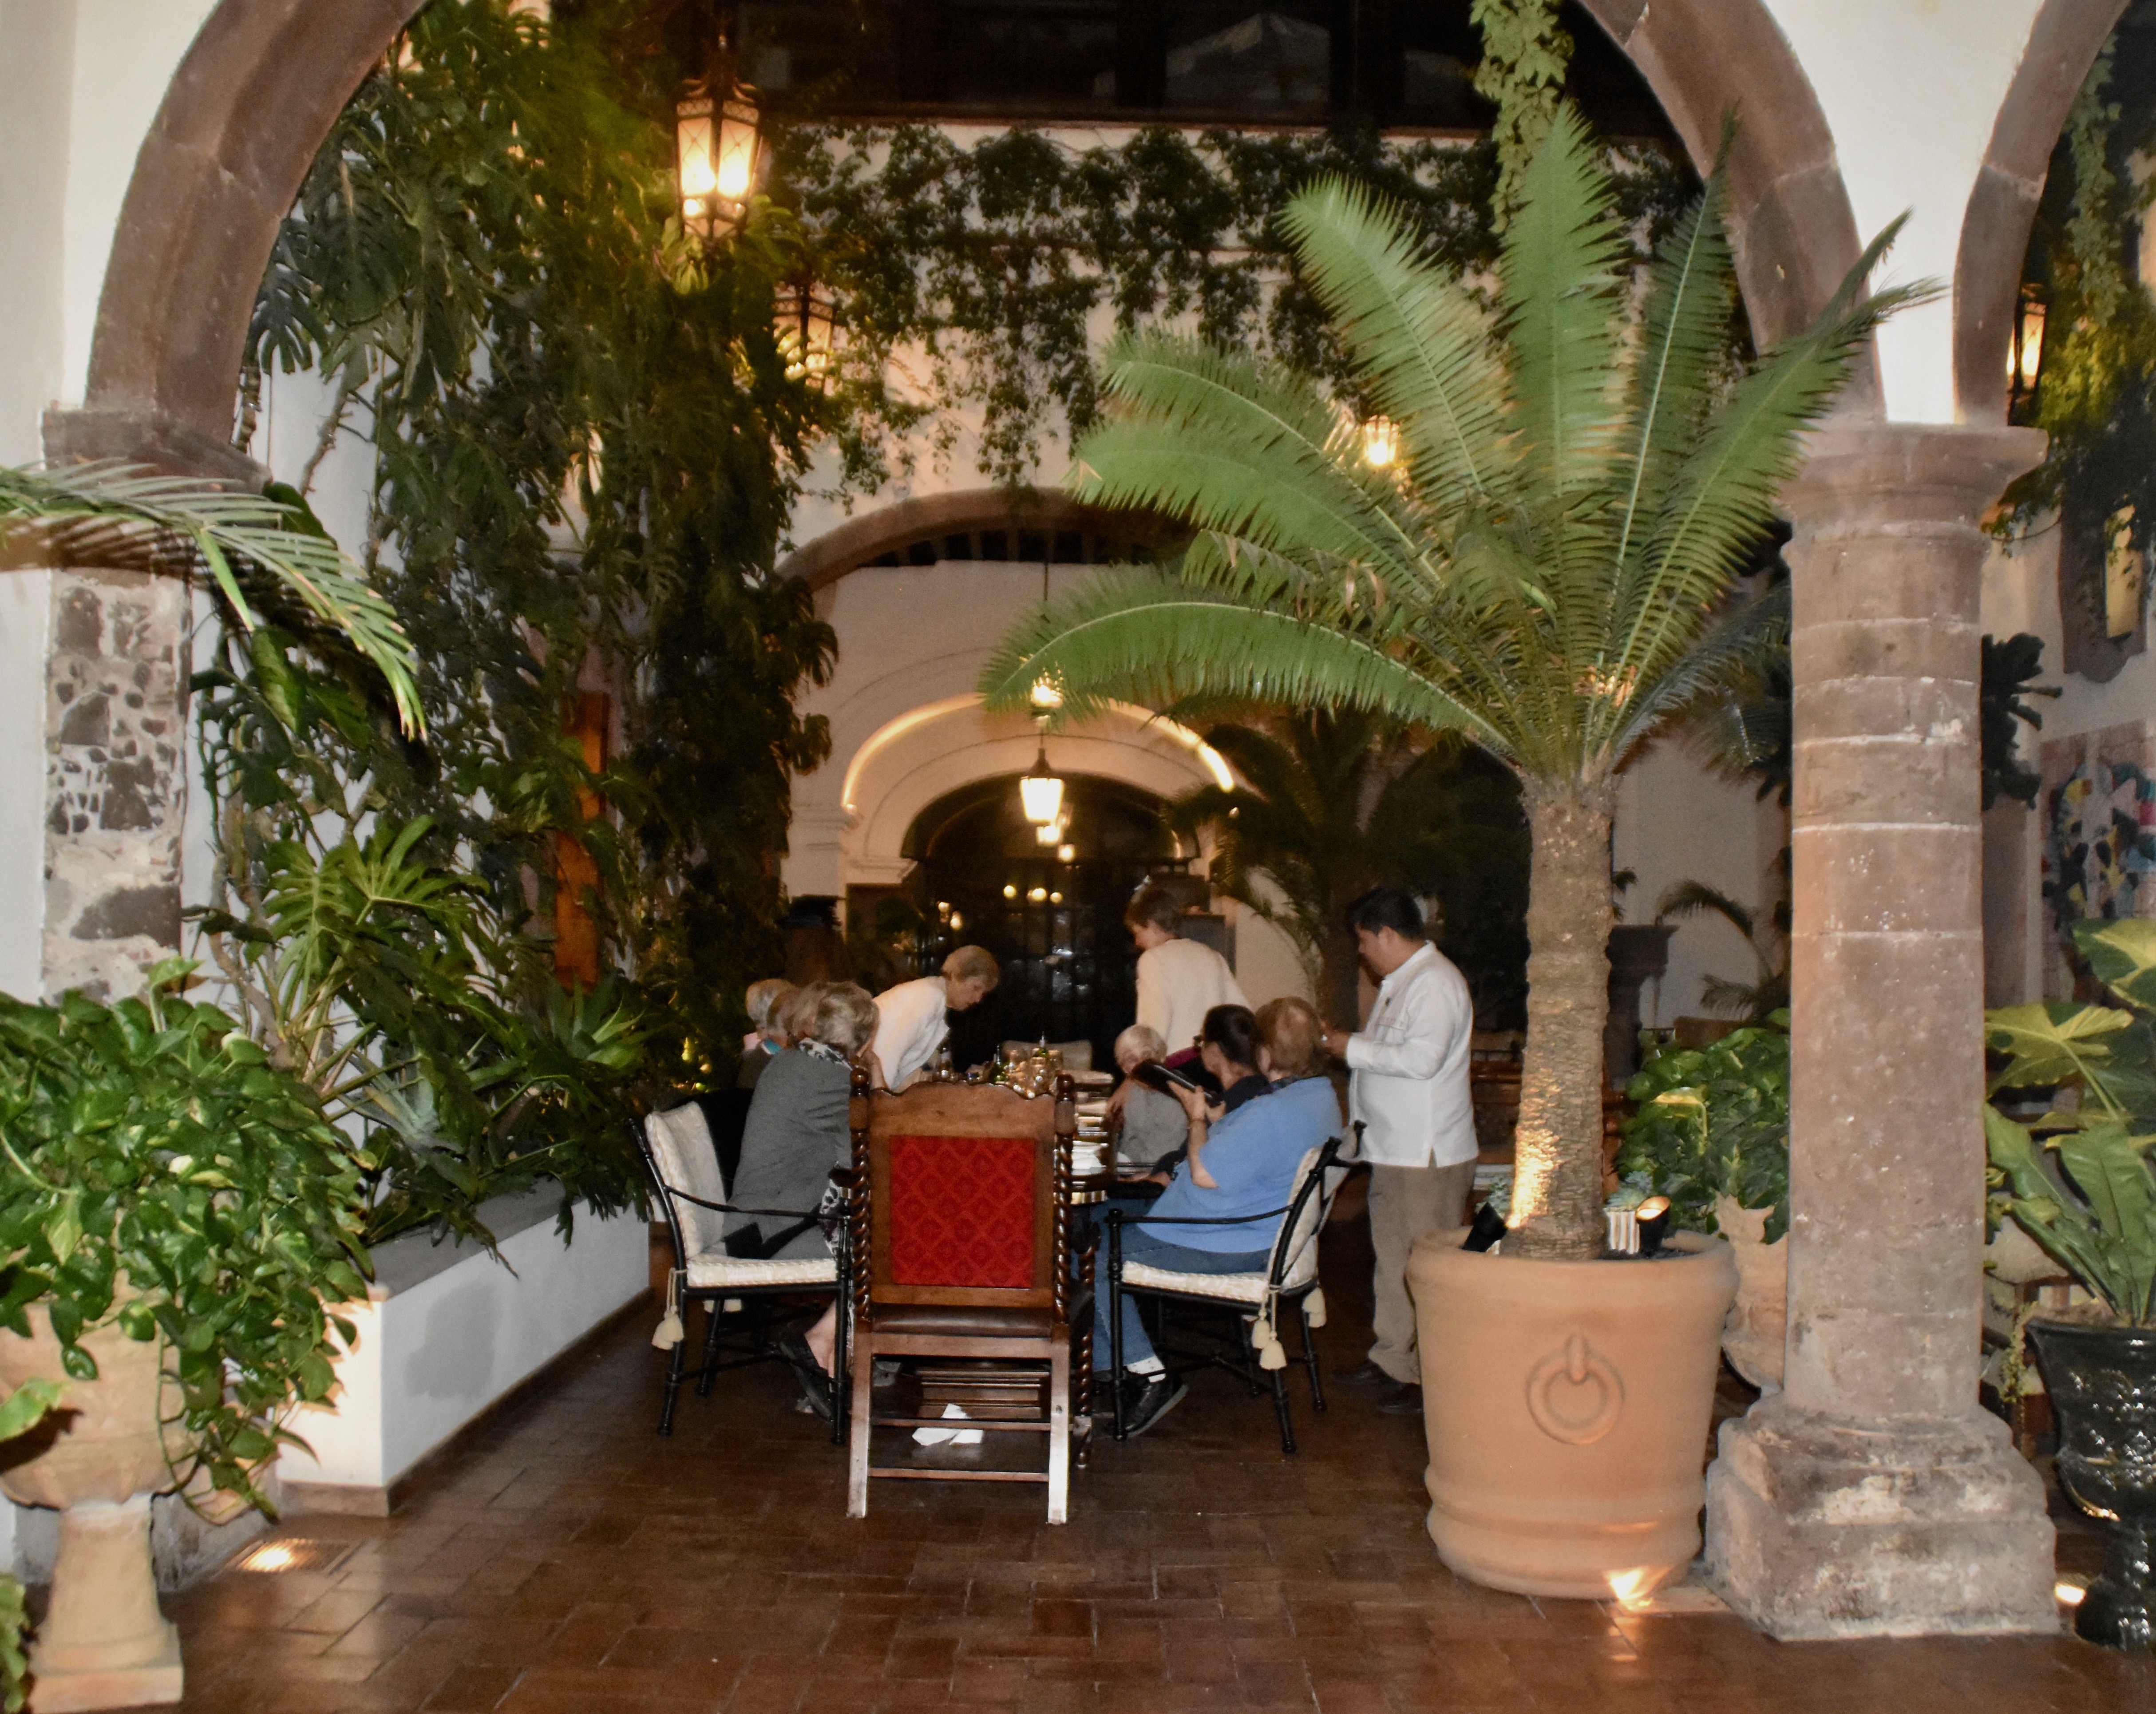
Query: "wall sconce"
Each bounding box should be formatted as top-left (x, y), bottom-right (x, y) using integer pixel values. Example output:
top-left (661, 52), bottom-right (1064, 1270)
top-left (1360, 415), bottom-right (1400, 470)
top-left (2008, 285), bottom-right (2045, 414)
top-left (675, 59), bottom-right (760, 246)
top-left (774, 277), bottom-right (840, 389)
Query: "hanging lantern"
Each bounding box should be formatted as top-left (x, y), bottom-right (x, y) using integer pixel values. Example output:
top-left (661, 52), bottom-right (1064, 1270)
top-left (774, 277), bottom-right (840, 390)
top-left (1360, 415), bottom-right (1400, 470)
top-left (675, 73), bottom-right (761, 246)
top-left (1034, 814), bottom-right (1069, 848)
top-left (1020, 740), bottom-right (1065, 827)
top-left (2008, 285), bottom-right (2046, 412)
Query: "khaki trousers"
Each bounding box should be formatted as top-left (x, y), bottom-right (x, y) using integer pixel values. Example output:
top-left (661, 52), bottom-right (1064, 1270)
top-left (1367, 1160), bottom-right (1475, 1385)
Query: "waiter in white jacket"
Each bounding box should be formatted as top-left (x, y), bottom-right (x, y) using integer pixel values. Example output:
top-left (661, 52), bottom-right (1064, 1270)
top-left (1320, 886), bottom-right (1476, 1416)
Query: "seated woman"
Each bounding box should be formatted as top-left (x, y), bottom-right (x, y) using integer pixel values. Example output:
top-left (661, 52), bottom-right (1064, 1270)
top-left (1092, 996), bottom-right (1342, 1437)
top-left (1125, 1004), bottom-right (1274, 1181)
top-left (1111, 1023), bottom-right (1187, 1172)
top-left (725, 978), bottom-right (879, 1419)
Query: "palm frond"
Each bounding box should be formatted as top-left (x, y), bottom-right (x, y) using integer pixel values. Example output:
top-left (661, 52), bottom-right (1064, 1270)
top-left (1608, 578), bottom-right (1789, 765)
top-left (0, 463), bottom-right (421, 734)
top-left (1654, 879), bottom-right (1756, 943)
top-left (1279, 179), bottom-right (1511, 515)
top-left (977, 570), bottom-right (1517, 760)
top-left (1495, 106), bottom-right (1630, 510)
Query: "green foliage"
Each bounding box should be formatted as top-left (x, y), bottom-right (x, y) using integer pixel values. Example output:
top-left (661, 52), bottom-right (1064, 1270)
top-left (1996, 36), bottom-right (2156, 554)
top-left (1165, 712), bottom-right (1527, 1026)
top-left (1470, 0), bottom-right (1574, 229)
top-left (777, 120), bottom-right (1691, 486)
top-left (1617, 1018), bottom-right (1791, 1242)
top-left (980, 108), bottom-right (1920, 1252)
top-left (0, 1381), bottom-right (60, 1712)
top-left (0, 964), bottom-right (370, 1508)
top-left (1979, 633), bottom-right (2059, 811)
top-left (0, 463), bottom-right (417, 730)
top-left (236, 0), bottom-right (838, 1145)
top-left (1986, 917), bottom-right (2156, 1326)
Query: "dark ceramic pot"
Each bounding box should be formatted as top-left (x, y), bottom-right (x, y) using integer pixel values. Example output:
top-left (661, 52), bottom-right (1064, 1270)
top-left (2029, 1318), bottom-right (2156, 1652)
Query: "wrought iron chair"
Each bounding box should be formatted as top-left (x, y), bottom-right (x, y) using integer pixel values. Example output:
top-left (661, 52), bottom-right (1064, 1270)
top-left (1104, 1134), bottom-right (1348, 1454)
top-left (637, 1101), bottom-right (847, 1440)
top-left (844, 1069), bottom-right (1088, 1523)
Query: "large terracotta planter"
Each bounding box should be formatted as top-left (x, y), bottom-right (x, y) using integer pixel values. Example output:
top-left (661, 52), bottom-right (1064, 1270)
top-left (0, 1307), bottom-right (183, 1710)
top-left (1713, 1197), bottom-right (1786, 1389)
top-left (2029, 1318), bottom-right (2156, 1652)
top-left (1407, 1227), bottom-right (1737, 1600)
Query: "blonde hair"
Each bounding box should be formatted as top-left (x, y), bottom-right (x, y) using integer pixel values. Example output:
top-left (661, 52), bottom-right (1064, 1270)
top-left (793, 981), bottom-right (879, 1054)
top-left (942, 945), bottom-right (1001, 989)
top-left (745, 978), bottom-right (796, 1034)
top-left (1257, 996), bottom-right (1325, 1081)
top-left (1114, 1024), bottom-right (1168, 1069)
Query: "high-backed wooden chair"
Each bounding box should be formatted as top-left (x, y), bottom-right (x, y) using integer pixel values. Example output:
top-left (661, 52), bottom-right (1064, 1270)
top-left (845, 1069), bottom-right (1084, 1522)
top-left (637, 1102), bottom-right (844, 1439)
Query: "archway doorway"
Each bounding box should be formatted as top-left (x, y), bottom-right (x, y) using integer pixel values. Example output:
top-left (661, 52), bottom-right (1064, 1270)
top-left (888, 773), bottom-right (1187, 1070)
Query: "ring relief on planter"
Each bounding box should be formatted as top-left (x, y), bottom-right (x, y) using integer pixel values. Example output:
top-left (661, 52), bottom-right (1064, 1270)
top-left (1524, 1332), bottom-right (1626, 1445)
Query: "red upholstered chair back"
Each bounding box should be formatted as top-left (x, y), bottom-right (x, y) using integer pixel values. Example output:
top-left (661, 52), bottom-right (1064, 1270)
top-left (850, 1079), bottom-right (1074, 1311)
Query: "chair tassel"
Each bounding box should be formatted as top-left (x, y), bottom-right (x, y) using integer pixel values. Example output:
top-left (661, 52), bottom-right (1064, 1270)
top-left (652, 1269), bottom-right (684, 1350)
top-left (1252, 1313), bottom-right (1288, 1371)
top-left (1305, 1287), bottom-right (1327, 1329)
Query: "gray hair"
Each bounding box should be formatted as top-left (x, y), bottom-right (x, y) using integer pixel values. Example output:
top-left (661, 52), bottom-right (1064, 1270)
top-left (1114, 1024), bottom-right (1167, 1069)
top-left (745, 978), bottom-right (796, 1033)
top-left (942, 944), bottom-right (1001, 989)
top-left (794, 981), bottom-right (879, 1055)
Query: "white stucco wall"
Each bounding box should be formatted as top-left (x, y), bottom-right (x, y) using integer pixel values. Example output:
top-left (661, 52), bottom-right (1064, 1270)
top-left (1763, 0), bottom-right (2048, 425)
top-left (1614, 735), bottom-right (1787, 1029)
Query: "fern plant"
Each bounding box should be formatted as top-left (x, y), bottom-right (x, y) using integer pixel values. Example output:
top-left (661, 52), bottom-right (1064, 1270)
top-left (983, 108), bottom-right (1925, 1257)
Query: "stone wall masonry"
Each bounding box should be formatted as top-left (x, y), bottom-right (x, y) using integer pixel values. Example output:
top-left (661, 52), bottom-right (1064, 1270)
top-left (42, 566), bottom-right (188, 1001)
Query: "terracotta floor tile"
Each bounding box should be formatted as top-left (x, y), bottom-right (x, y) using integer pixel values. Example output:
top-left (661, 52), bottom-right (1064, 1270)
top-left (57, 1223), bottom-right (2144, 1714)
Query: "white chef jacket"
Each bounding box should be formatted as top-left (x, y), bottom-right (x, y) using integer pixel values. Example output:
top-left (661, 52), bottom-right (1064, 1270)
top-left (1135, 937), bottom-right (1249, 1056)
top-left (1345, 942), bottom-right (1477, 1168)
top-left (871, 975), bottom-right (949, 1089)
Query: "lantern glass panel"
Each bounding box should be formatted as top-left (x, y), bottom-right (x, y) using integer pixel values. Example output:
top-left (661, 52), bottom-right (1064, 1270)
top-left (1020, 771), bottom-right (1065, 826)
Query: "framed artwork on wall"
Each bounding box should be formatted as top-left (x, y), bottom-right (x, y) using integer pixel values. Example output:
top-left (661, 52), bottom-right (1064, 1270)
top-left (2040, 721), bottom-right (2156, 998)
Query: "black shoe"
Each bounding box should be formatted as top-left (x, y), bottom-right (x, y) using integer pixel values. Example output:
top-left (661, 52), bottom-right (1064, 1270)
top-left (1336, 1360), bottom-right (1389, 1386)
top-left (775, 1329), bottom-right (824, 1381)
top-left (1374, 1381), bottom-right (1422, 1416)
top-left (1120, 1374), bottom-right (1188, 1439)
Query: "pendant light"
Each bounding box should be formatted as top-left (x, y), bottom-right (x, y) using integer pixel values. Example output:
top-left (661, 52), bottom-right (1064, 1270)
top-left (675, 19), bottom-right (761, 247)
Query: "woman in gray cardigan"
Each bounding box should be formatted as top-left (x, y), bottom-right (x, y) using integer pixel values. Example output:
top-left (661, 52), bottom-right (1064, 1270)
top-left (724, 980), bottom-right (878, 1415)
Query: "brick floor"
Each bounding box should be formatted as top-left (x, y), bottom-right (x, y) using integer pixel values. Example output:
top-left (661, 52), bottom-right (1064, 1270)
top-left (112, 1222), bottom-right (2150, 1712)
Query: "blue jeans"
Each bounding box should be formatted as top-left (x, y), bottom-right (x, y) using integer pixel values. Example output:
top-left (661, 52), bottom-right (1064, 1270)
top-left (1097, 1208), bottom-right (1270, 1370)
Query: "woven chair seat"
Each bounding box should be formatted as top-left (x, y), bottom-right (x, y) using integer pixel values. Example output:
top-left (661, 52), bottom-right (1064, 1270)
top-left (684, 1251), bottom-right (837, 1289)
top-left (1120, 1261), bottom-right (1270, 1304)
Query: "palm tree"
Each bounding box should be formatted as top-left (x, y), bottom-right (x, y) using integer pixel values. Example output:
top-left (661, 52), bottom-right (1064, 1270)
top-left (0, 463), bottom-right (419, 731)
top-left (1166, 710), bottom-right (1527, 1029)
top-left (981, 109), bottom-right (1923, 1258)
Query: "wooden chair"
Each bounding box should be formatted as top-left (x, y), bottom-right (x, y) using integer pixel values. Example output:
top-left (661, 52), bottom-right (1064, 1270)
top-left (637, 1103), bottom-right (846, 1440)
top-left (844, 1069), bottom-right (1085, 1522)
top-left (1104, 1134), bottom-right (1346, 1454)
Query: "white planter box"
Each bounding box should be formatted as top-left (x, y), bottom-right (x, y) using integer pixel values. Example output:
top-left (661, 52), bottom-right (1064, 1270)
top-left (277, 1189), bottom-right (648, 1510)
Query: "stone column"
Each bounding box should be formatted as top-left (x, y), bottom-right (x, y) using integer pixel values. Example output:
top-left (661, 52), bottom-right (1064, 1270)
top-left (1705, 423), bottom-right (2059, 1638)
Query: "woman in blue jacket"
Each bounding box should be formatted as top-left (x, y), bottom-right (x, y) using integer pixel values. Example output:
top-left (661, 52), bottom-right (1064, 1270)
top-left (1096, 998), bottom-right (1341, 1437)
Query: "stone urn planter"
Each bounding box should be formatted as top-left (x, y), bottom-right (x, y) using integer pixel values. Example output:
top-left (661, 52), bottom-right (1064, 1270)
top-left (1713, 1197), bottom-right (1786, 1389)
top-left (2029, 1318), bottom-right (2156, 1651)
top-left (1407, 1227), bottom-right (1737, 1600)
top-left (0, 1307), bottom-right (182, 1710)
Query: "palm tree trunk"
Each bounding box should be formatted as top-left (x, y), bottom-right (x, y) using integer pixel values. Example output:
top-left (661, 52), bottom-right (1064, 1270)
top-left (1321, 915), bottom-right (1361, 1029)
top-left (1506, 782), bottom-right (1615, 1259)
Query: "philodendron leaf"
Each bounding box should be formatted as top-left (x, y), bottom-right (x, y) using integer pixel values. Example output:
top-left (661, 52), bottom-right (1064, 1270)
top-left (2078, 917), bottom-right (2156, 1013)
top-left (0, 1378), bottom-right (62, 1443)
top-left (1985, 1001), bottom-right (2132, 1094)
top-left (2053, 1121), bottom-right (2156, 1322)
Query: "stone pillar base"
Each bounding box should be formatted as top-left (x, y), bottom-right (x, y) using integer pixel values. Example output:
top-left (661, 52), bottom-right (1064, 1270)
top-left (1705, 1397), bottom-right (2057, 1639)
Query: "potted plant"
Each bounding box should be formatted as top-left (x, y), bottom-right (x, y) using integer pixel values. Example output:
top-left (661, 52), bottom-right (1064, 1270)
top-left (981, 107), bottom-right (1921, 1596)
top-left (1986, 916), bottom-right (2156, 1651)
top-left (1617, 1018), bottom-right (1790, 1387)
top-left (0, 963), bottom-right (369, 1707)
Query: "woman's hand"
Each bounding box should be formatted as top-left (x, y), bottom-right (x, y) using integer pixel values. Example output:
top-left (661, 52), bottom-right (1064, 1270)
top-left (1170, 1079), bottom-right (1210, 1123)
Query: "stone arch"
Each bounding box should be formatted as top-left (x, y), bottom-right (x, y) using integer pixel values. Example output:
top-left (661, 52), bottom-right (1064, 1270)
top-left (1951, 0), bottom-right (2131, 423)
top-left (74, 0), bottom-right (1879, 467)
